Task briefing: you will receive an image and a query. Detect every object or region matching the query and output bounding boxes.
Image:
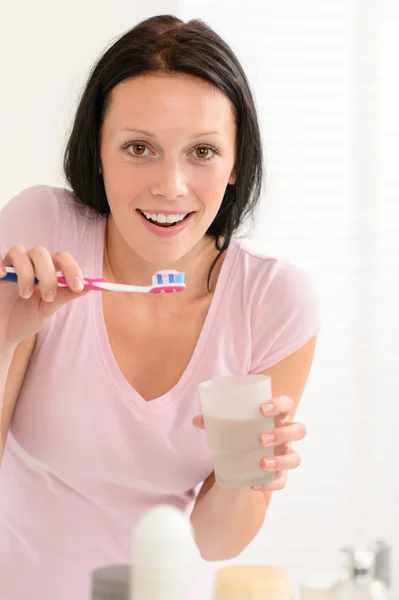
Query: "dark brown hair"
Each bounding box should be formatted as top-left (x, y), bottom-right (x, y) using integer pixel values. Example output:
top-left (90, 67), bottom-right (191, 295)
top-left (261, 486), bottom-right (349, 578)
top-left (63, 15), bottom-right (264, 288)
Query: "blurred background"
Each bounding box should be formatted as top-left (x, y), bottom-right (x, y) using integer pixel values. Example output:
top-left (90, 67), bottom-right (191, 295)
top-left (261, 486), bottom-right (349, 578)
top-left (0, 0), bottom-right (397, 596)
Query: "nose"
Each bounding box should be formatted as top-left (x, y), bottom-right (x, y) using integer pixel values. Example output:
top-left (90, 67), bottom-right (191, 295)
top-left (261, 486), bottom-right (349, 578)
top-left (150, 160), bottom-right (188, 200)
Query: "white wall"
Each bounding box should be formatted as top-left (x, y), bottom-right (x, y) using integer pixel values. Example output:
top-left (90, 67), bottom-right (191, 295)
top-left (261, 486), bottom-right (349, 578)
top-left (0, 0), bottom-right (179, 200)
top-left (1, 0), bottom-right (397, 597)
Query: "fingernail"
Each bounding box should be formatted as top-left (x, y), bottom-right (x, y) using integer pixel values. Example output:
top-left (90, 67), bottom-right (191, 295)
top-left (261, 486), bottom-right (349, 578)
top-left (251, 485), bottom-right (263, 491)
top-left (0, 265), bottom-right (6, 277)
top-left (22, 287), bottom-right (33, 299)
top-left (263, 458), bottom-right (276, 470)
top-left (261, 403), bottom-right (274, 415)
top-left (45, 290), bottom-right (55, 302)
top-left (261, 433), bottom-right (275, 445)
top-left (72, 277), bottom-right (84, 292)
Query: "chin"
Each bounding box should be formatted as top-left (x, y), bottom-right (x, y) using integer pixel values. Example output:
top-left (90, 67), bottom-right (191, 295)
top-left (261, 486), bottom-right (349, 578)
top-left (131, 241), bottom-right (196, 269)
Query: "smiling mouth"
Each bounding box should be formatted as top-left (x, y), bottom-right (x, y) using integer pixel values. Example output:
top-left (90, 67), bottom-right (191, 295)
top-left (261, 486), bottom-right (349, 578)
top-left (138, 209), bottom-right (192, 228)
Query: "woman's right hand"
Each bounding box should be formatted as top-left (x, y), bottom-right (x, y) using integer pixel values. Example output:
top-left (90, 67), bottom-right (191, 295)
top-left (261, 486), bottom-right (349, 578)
top-left (0, 245), bottom-right (90, 347)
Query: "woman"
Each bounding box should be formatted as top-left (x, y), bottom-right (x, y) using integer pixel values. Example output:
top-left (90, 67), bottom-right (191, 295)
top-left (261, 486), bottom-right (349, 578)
top-left (0, 14), bottom-right (321, 600)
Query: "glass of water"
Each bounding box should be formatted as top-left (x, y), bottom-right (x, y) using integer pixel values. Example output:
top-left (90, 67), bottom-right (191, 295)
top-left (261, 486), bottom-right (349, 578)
top-left (199, 374), bottom-right (276, 488)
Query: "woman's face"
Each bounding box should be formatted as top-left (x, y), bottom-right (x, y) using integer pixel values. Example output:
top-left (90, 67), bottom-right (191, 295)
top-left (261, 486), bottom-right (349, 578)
top-left (99, 73), bottom-right (236, 267)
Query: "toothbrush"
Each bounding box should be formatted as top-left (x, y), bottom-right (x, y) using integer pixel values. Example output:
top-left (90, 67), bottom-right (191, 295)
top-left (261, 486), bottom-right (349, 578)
top-left (2, 267), bottom-right (185, 294)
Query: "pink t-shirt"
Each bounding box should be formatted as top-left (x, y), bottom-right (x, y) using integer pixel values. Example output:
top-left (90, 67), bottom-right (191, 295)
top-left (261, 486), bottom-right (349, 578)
top-left (0, 186), bottom-right (322, 600)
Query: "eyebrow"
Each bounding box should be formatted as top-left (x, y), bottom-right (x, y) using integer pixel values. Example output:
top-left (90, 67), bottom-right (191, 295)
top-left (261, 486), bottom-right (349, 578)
top-left (119, 129), bottom-right (224, 139)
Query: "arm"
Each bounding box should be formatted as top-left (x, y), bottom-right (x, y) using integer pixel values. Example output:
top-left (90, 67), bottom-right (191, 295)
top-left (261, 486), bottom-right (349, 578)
top-left (0, 336), bottom-right (36, 464)
top-left (190, 335), bottom-right (317, 561)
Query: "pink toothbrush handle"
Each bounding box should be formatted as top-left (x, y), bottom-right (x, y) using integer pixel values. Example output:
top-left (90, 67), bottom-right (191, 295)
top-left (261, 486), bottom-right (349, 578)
top-left (56, 276), bottom-right (185, 293)
top-left (56, 272), bottom-right (185, 293)
top-left (57, 276), bottom-right (106, 291)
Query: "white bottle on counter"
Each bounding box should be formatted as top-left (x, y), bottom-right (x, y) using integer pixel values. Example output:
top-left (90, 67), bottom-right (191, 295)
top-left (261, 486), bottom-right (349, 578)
top-left (130, 504), bottom-right (198, 600)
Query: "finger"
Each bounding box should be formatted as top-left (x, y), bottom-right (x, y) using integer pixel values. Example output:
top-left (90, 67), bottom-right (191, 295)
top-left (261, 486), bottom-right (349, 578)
top-left (28, 246), bottom-right (61, 302)
top-left (260, 395), bottom-right (294, 418)
top-left (260, 448), bottom-right (301, 472)
top-left (3, 247), bottom-right (86, 303)
top-left (192, 415), bottom-right (205, 429)
top-left (29, 249), bottom-right (86, 301)
top-left (4, 245), bottom-right (36, 299)
top-left (274, 442), bottom-right (294, 458)
top-left (51, 252), bottom-right (85, 293)
top-left (251, 471), bottom-right (287, 492)
top-left (0, 252), bottom-right (7, 277)
top-left (259, 421), bottom-right (307, 447)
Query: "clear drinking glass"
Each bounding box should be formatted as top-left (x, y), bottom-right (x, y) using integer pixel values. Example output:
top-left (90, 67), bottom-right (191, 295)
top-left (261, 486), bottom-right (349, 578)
top-left (199, 374), bottom-right (276, 488)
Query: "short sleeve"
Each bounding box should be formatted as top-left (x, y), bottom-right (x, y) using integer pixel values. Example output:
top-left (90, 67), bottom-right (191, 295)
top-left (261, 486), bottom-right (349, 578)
top-left (0, 185), bottom-right (86, 261)
top-left (0, 185), bottom-right (62, 259)
top-left (249, 260), bottom-right (322, 373)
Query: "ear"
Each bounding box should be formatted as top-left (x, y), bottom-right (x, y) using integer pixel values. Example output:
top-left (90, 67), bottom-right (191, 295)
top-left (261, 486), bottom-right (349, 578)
top-left (228, 168), bottom-right (236, 185)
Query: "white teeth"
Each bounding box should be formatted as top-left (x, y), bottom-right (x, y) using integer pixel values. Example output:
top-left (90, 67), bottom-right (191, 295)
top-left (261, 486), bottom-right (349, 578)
top-left (140, 210), bottom-right (188, 224)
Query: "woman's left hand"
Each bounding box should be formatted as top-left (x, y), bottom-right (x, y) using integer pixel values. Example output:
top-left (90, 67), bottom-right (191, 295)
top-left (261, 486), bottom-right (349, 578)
top-left (192, 394), bottom-right (306, 492)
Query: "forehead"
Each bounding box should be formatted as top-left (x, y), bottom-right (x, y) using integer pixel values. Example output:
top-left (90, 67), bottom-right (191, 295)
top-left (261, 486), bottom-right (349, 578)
top-left (103, 73), bottom-right (236, 134)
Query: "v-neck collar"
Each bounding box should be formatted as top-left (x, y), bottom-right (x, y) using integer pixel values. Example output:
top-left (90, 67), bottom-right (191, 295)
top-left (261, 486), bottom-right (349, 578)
top-left (92, 216), bottom-right (240, 414)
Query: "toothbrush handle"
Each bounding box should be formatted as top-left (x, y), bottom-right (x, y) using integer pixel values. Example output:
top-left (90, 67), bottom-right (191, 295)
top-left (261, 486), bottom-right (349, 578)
top-left (2, 268), bottom-right (40, 285)
top-left (1, 270), bottom-right (26, 284)
top-left (56, 275), bottom-right (106, 291)
top-left (2, 268), bottom-right (185, 293)
top-left (2, 267), bottom-right (101, 292)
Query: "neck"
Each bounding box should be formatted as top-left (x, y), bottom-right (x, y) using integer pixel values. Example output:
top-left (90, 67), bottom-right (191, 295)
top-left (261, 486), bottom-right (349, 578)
top-left (103, 217), bottom-right (223, 301)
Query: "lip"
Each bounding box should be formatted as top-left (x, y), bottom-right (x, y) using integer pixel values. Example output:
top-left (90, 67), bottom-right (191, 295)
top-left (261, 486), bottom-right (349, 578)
top-left (138, 209), bottom-right (193, 216)
top-left (138, 210), bottom-right (194, 238)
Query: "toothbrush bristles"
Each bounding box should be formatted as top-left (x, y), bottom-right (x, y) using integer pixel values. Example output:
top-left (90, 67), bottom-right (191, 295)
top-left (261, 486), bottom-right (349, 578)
top-left (153, 271), bottom-right (185, 286)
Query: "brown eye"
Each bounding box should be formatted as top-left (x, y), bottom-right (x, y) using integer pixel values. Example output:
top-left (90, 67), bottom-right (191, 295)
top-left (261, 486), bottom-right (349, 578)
top-left (195, 147), bottom-right (210, 159)
top-left (131, 144), bottom-right (147, 156)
